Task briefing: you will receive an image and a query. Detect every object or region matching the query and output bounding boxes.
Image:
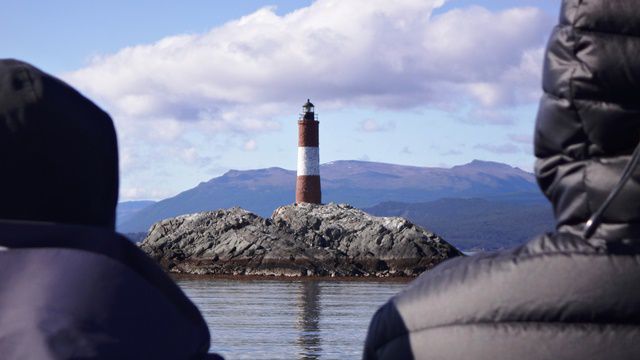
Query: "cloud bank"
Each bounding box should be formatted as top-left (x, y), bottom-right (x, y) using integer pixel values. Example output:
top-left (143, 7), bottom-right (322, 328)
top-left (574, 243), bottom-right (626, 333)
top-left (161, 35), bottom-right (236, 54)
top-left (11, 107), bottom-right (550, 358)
top-left (62, 0), bottom-right (553, 199)
top-left (66, 0), bottom-right (551, 125)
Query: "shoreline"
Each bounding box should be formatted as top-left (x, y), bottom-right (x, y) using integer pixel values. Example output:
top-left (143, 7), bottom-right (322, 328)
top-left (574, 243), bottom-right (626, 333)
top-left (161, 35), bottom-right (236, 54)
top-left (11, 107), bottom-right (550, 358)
top-left (170, 273), bottom-right (415, 283)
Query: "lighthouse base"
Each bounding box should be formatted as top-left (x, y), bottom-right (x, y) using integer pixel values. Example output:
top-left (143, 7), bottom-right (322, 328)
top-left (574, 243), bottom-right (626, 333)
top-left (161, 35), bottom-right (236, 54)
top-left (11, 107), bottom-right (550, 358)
top-left (296, 176), bottom-right (321, 204)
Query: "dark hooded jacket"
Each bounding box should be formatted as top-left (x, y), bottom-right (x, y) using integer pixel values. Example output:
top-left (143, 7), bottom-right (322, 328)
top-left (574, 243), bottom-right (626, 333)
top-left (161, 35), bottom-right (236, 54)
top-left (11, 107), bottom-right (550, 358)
top-left (0, 59), bottom-right (217, 359)
top-left (363, 1), bottom-right (640, 359)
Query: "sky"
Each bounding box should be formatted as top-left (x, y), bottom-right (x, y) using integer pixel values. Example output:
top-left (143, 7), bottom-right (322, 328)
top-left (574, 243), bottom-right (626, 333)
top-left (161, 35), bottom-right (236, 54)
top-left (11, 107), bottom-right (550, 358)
top-left (1, 0), bottom-right (562, 201)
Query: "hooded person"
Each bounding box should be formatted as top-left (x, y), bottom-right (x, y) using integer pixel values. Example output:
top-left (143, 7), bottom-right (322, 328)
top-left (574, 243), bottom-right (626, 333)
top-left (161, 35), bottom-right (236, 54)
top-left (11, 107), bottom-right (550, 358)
top-left (0, 59), bottom-right (221, 359)
top-left (364, 1), bottom-right (640, 359)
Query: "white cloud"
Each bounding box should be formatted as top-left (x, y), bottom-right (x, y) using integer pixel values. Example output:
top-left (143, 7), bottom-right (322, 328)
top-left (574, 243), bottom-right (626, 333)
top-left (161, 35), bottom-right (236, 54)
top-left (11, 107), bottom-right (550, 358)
top-left (358, 118), bottom-right (396, 133)
top-left (119, 146), bottom-right (137, 173)
top-left (177, 146), bottom-right (214, 165)
top-left (65, 1), bottom-right (550, 122)
top-left (441, 149), bottom-right (462, 156)
top-left (464, 108), bottom-right (513, 125)
top-left (509, 133), bottom-right (533, 144)
top-left (474, 143), bottom-right (521, 154)
top-left (121, 187), bottom-right (176, 201)
top-left (243, 139), bottom-right (258, 151)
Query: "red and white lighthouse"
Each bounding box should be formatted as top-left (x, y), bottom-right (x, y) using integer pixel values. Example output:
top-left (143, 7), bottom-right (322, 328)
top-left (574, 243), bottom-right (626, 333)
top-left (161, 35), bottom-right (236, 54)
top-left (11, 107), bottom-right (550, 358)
top-left (296, 99), bottom-right (321, 204)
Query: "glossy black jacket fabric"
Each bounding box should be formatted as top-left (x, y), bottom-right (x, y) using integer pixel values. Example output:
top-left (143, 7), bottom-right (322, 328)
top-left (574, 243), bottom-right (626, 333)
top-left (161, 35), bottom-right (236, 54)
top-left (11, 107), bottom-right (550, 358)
top-left (363, 1), bottom-right (640, 359)
top-left (0, 59), bottom-right (216, 359)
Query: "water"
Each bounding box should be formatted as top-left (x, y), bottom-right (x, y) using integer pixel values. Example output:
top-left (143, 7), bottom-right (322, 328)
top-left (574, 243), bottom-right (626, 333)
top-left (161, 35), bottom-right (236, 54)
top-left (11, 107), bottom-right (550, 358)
top-left (177, 277), bottom-right (409, 359)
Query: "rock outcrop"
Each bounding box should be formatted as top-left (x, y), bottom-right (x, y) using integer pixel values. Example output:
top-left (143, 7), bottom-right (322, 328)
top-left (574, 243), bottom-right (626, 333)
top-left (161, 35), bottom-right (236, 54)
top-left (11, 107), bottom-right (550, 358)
top-left (139, 203), bottom-right (462, 277)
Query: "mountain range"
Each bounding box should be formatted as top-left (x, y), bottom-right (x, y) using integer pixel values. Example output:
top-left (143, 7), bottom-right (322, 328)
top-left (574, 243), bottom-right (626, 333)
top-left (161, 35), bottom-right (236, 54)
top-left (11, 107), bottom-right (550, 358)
top-left (117, 159), bottom-right (556, 250)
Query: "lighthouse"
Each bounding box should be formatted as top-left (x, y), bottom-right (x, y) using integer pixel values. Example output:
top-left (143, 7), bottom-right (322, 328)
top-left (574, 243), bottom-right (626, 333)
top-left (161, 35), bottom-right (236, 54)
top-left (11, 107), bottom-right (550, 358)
top-left (296, 99), bottom-right (321, 204)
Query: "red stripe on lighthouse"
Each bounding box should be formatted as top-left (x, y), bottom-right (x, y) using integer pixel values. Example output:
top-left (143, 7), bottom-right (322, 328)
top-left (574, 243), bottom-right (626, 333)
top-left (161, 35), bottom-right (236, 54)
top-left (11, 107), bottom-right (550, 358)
top-left (298, 120), bottom-right (319, 147)
top-left (296, 176), bottom-right (321, 204)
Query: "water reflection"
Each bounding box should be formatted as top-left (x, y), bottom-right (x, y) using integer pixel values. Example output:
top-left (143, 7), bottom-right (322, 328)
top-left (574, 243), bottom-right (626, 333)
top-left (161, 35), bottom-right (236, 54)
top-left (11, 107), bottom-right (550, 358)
top-left (296, 281), bottom-right (321, 359)
top-left (176, 278), bottom-right (408, 359)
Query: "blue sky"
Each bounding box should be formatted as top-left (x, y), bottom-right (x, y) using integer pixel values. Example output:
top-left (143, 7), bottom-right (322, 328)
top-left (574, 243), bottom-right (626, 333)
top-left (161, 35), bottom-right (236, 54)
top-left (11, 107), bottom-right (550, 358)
top-left (1, 0), bottom-right (561, 201)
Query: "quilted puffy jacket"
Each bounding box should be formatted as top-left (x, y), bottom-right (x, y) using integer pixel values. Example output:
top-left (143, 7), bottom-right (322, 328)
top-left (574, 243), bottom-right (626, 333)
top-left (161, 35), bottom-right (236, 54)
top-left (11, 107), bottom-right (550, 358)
top-left (363, 1), bottom-right (640, 359)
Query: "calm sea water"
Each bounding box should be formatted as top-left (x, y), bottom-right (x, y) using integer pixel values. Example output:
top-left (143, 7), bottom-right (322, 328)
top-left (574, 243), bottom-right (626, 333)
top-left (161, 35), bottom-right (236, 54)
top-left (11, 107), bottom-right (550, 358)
top-left (177, 278), bottom-right (409, 360)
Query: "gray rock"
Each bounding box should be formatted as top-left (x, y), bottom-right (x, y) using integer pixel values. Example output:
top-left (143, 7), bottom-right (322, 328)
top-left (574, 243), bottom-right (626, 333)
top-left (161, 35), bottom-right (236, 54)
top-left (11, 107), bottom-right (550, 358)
top-left (139, 203), bottom-right (462, 277)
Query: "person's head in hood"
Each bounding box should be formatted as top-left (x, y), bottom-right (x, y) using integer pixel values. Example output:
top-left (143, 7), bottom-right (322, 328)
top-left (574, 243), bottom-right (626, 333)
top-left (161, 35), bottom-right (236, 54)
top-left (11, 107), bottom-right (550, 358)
top-left (0, 59), bottom-right (118, 229)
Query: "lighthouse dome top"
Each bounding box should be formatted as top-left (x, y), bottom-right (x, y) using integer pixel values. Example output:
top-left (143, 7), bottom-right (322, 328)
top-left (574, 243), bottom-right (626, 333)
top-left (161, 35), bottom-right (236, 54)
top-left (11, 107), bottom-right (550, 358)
top-left (303, 99), bottom-right (315, 112)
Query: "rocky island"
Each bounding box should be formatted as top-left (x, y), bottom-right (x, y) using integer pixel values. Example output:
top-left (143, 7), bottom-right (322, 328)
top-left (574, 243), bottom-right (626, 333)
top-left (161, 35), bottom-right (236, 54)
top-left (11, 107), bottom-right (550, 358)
top-left (139, 203), bottom-right (462, 277)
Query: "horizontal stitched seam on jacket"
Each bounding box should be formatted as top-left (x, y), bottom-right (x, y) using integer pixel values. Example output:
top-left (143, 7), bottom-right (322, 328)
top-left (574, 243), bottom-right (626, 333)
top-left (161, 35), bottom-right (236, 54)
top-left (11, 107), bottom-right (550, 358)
top-left (374, 318), bottom-right (640, 351)
top-left (447, 247), bottom-right (631, 279)
top-left (541, 92), bottom-right (566, 102)
top-left (556, 21), bottom-right (640, 40)
top-left (540, 74), bottom-right (637, 106)
top-left (408, 320), bottom-right (640, 336)
top-left (542, 91), bottom-right (640, 110)
top-left (562, 219), bottom-right (640, 225)
top-left (570, 24), bottom-right (640, 40)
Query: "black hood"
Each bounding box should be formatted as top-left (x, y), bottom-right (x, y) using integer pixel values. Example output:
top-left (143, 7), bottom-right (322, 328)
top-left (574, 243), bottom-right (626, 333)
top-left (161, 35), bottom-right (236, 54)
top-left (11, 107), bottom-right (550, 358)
top-left (0, 59), bottom-right (118, 229)
top-left (534, 1), bottom-right (640, 242)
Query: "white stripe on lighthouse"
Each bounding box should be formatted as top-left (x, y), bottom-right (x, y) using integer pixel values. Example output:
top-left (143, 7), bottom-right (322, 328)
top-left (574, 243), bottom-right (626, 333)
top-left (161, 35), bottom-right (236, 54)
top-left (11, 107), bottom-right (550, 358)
top-left (297, 147), bottom-right (320, 176)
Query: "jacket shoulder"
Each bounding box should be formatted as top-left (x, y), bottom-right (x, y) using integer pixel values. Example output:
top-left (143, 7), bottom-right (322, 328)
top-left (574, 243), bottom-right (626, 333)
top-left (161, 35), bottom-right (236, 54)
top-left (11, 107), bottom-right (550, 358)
top-left (364, 233), bottom-right (640, 359)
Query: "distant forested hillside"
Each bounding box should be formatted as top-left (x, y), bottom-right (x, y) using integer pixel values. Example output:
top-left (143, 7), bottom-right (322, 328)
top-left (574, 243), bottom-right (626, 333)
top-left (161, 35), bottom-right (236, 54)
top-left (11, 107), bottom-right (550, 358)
top-left (116, 200), bottom-right (157, 228)
top-left (365, 196), bottom-right (555, 251)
